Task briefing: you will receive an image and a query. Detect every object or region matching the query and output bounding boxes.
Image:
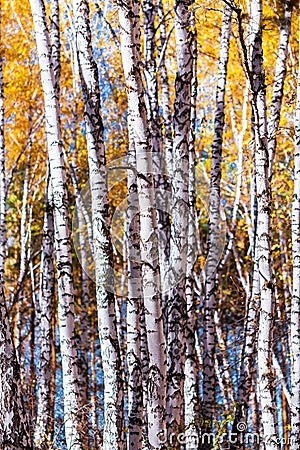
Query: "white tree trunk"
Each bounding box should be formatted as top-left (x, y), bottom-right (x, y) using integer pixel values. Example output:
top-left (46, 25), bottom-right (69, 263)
top-left (291, 36), bottom-right (300, 450)
top-left (143, 0), bottom-right (170, 302)
top-left (268, 0), bottom-right (292, 178)
top-left (118, 1), bottom-right (167, 447)
top-left (157, 0), bottom-right (173, 178)
top-left (250, 1), bottom-right (278, 448)
top-left (166, 0), bottom-right (193, 439)
top-left (72, 1), bottom-right (124, 448)
top-left (184, 16), bottom-right (200, 446)
top-left (202, 4), bottom-right (232, 435)
top-left (29, 1), bottom-right (84, 448)
top-left (0, 286), bottom-right (33, 449)
top-left (127, 133), bottom-right (143, 449)
top-left (0, 45), bottom-right (5, 284)
top-left (35, 175), bottom-right (55, 449)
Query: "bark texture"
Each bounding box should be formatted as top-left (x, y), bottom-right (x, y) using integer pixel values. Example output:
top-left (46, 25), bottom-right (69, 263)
top-left (250, 1), bottom-right (278, 448)
top-left (118, 0), bottom-right (167, 447)
top-left (29, 1), bottom-right (84, 448)
top-left (0, 287), bottom-right (33, 449)
top-left (127, 134), bottom-right (143, 450)
top-left (72, 0), bottom-right (124, 448)
top-left (291, 33), bottom-right (300, 450)
top-left (202, 4), bottom-right (232, 437)
top-left (0, 15), bottom-right (5, 283)
top-left (34, 176), bottom-right (55, 448)
top-left (166, 0), bottom-right (193, 440)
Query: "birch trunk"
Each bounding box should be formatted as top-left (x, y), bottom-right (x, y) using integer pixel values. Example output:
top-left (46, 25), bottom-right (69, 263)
top-left (268, 0), bottom-right (292, 178)
top-left (35, 175), bottom-right (55, 448)
top-left (291, 36), bottom-right (300, 450)
top-left (0, 27), bottom-right (5, 283)
top-left (29, 1), bottom-right (84, 448)
top-left (184, 14), bottom-right (201, 445)
top-left (143, 0), bottom-right (170, 300)
top-left (50, 0), bottom-right (60, 95)
top-left (157, 0), bottom-right (173, 178)
top-left (250, 1), bottom-right (278, 448)
top-left (165, 0), bottom-right (193, 439)
top-left (202, 4), bottom-right (232, 435)
top-left (69, 78), bottom-right (90, 421)
top-left (0, 285), bottom-right (32, 449)
top-left (118, 1), bottom-right (167, 447)
top-left (76, 204), bottom-right (90, 411)
top-left (72, 1), bottom-right (124, 447)
top-left (127, 134), bottom-right (143, 449)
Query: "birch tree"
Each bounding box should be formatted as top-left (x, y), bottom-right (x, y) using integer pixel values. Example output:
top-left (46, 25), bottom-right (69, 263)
top-left (34, 175), bottom-right (55, 449)
top-left (0, 12), bottom-right (5, 284)
top-left (184, 11), bottom-right (200, 446)
top-left (0, 285), bottom-right (33, 449)
top-left (118, 0), bottom-right (167, 447)
top-left (202, 3), bottom-right (232, 435)
top-left (142, 0), bottom-right (170, 298)
top-left (72, 0), bottom-right (124, 448)
top-left (29, 0), bottom-right (84, 448)
top-left (157, 0), bottom-right (173, 178)
top-left (126, 134), bottom-right (143, 449)
top-left (268, 0), bottom-right (292, 178)
top-left (291, 33), bottom-right (300, 450)
top-left (250, 1), bottom-right (278, 448)
top-left (165, 0), bottom-right (194, 439)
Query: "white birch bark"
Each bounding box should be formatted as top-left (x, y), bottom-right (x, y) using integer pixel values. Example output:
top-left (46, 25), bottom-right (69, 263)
top-left (0, 36), bottom-right (5, 284)
top-left (35, 175), bottom-right (55, 449)
top-left (14, 150), bottom-right (31, 363)
top-left (157, 0), bottom-right (173, 179)
top-left (291, 37), bottom-right (300, 450)
top-left (0, 285), bottom-right (33, 449)
top-left (68, 73), bottom-right (90, 422)
top-left (126, 134), bottom-right (143, 449)
top-left (184, 15), bottom-right (200, 446)
top-left (118, 1), bottom-right (167, 447)
top-left (250, 1), bottom-right (278, 448)
top-left (72, 1), bottom-right (124, 448)
top-left (29, 1), bottom-right (84, 448)
top-left (165, 0), bottom-right (193, 439)
top-left (76, 204), bottom-right (90, 410)
top-left (202, 4), bottom-right (232, 435)
top-left (142, 0), bottom-right (170, 300)
top-left (268, 0), bottom-right (292, 179)
top-left (50, 0), bottom-right (60, 96)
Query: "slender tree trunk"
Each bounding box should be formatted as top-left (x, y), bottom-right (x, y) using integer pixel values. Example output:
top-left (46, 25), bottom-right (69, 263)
top-left (250, 1), bottom-right (278, 448)
top-left (165, 0), bottom-right (194, 440)
top-left (0, 14), bottom-right (5, 284)
top-left (118, 1), bottom-right (167, 447)
top-left (142, 0), bottom-right (170, 301)
top-left (90, 312), bottom-right (102, 448)
top-left (50, 0), bottom-right (60, 94)
top-left (69, 82), bottom-right (90, 423)
top-left (291, 34), bottom-right (300, 450)
top-left (0, 285), bottom-right (33, 449)
top-left (268, 0), bottom-right (292, 179)
top-left (157, 0), bottom-right (173, 179)
top-left (35, 175), bottom-right (55, 448)
top-left (72, 1), bottom-right (124, 448)
top-left (126, 134), bottom-right (143, 449)
top-left (29, 1), bottom-right (84, 447)
top-left (76, 204), bottom-right (90, 410)
top-left (202, 4), bottom-right (232, 438)
top-left (184, 13), bottom-right (201, 445)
